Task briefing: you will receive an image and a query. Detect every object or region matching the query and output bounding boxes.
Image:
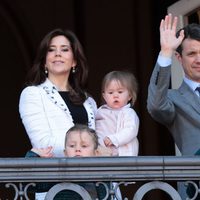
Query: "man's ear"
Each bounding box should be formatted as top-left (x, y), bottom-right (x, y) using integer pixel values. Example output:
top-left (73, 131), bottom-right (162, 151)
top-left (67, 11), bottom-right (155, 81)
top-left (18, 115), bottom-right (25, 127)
top-left (175, 52), bottom-right (182, 64)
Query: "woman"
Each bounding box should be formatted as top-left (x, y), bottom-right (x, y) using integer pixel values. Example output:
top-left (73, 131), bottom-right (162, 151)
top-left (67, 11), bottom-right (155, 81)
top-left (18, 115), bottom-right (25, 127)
top-left (19, 29), bottom-right (97, 157)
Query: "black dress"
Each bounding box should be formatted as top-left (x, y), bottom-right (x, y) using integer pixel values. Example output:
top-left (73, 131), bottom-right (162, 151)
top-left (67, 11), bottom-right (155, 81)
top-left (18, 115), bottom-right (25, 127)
top-left (59, 91), bottom-right (88, 125)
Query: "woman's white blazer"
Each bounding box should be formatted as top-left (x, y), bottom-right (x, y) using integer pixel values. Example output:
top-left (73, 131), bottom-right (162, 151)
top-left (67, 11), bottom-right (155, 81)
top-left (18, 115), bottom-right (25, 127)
top-left (19, 79), bottom-right (97, 157)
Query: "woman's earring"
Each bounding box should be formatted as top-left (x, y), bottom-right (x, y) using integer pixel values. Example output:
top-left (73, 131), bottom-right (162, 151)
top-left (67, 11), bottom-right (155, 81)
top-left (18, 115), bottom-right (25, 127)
top-left (72, 67), bottom-right (76, 73)
top-left (45, 67), bottom-right (48, 74)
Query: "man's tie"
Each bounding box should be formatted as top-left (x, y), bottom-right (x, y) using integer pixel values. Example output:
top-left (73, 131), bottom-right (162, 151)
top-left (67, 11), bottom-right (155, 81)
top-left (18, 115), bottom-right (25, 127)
top-left (195, 87), bottom-right (200, 96)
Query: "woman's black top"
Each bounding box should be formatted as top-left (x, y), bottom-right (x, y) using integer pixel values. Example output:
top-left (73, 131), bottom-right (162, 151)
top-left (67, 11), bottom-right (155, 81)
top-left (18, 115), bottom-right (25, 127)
top-left (59, 91), bottom-right (88, 125)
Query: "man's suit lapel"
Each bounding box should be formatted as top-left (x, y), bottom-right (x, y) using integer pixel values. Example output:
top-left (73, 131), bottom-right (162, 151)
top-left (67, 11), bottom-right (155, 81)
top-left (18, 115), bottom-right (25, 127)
top-left (179, 82), bottom-right (200, 115)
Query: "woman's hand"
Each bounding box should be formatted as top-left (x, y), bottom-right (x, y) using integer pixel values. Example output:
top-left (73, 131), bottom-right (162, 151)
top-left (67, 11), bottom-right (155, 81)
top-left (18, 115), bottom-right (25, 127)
top-left (31, 146), bottom-right (53, 158)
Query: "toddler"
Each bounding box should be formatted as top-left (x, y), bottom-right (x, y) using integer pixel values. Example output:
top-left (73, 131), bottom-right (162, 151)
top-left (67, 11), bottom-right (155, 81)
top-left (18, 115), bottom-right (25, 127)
top-left (96, 70), bottom-right (139, 156)
top-left (26, 124), bottom-right (111, 200)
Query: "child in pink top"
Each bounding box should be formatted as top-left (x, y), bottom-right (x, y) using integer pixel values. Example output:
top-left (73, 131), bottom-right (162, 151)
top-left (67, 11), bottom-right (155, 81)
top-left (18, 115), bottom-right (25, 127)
top-left (95, 70), bottom-right (139, 156)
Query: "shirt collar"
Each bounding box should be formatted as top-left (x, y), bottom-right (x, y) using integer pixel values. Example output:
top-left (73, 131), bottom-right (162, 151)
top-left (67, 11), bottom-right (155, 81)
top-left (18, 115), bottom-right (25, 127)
top-left (183, 77), bottom-right (200, 91)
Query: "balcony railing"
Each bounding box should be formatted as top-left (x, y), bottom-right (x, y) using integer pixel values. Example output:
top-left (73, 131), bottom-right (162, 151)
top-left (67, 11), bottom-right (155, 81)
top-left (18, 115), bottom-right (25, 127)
top-left (0, 156), bottom-right (200, 200)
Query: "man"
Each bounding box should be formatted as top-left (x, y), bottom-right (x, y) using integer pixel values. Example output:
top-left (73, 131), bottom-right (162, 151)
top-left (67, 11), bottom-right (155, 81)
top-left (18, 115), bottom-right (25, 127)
top-left (147, 13), bottom-right (200, 156)
top-left (147, 13), bottom-right (200, 199)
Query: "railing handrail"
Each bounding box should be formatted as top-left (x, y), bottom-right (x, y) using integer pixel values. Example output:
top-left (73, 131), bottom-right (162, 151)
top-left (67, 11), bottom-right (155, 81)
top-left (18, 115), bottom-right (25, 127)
top-left (0, 156), bottom-right (200, 183)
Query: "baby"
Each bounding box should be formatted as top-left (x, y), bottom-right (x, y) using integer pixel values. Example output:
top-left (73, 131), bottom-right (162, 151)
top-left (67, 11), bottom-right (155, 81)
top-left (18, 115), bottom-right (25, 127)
top-left (96, 70), bottom-right (140, 156)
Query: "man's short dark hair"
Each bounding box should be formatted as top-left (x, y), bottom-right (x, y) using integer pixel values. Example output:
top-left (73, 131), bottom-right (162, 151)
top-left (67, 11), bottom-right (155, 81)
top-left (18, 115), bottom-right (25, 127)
top-left (176, 23), bottom-right (200, 54)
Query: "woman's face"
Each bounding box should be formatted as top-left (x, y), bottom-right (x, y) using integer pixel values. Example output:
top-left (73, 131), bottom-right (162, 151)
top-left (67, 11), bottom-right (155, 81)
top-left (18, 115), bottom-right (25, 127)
top-left (45, 35), bottom-right (76, 78)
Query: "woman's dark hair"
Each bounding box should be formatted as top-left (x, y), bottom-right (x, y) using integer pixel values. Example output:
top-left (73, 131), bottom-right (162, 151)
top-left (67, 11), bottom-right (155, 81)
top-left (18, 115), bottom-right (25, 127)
top-left (25, 29), bottom-right (89, 104)
top-left (176, 23), bottom-right (200, 55)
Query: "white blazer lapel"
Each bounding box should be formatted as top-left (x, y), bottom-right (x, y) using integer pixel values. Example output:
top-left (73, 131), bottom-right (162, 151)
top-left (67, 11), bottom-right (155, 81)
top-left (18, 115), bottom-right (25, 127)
top-left (84, 97), bottom-right (97, 129)
top-left (40, 79), bottom-right (71, 115)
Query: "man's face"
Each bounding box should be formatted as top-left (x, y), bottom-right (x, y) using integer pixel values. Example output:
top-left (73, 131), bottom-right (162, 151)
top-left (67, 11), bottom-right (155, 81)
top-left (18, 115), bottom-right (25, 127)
top-left (176, 38), bottom-right (200, 83)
